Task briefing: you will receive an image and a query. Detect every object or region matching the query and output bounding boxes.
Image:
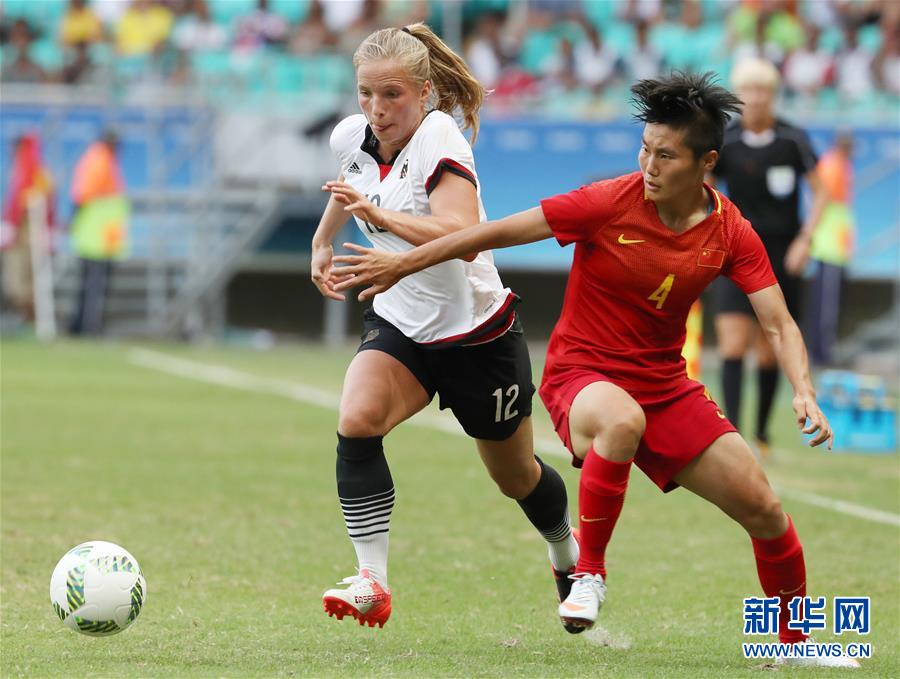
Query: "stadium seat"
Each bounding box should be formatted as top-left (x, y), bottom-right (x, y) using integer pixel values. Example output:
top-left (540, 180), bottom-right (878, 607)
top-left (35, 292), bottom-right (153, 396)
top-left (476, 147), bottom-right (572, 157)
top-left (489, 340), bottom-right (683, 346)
top-left (602, 21), bottom-right (636, 57)
top-left (584, 0), bottom-right (616, 28)
top-left (30, 40), bottom-right (65, 71)
top-left (209, 0), bottom-right (257, 28)
top-left (270, 0), bottom-right (310, 23)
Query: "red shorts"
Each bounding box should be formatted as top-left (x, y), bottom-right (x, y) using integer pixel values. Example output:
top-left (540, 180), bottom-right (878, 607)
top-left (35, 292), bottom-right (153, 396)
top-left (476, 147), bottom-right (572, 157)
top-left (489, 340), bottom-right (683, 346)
top-left (539, 368), bottom-right (737, 493)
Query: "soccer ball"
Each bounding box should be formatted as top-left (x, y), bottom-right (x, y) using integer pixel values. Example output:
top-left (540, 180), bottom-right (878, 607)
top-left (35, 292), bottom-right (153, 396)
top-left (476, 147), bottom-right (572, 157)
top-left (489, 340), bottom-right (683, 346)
top-left (49, 541), bottom-right (147, 636)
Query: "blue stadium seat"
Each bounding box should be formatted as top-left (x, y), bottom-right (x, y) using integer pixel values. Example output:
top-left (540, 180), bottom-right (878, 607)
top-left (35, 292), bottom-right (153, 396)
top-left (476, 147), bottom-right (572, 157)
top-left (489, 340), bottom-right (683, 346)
top-left (602, 21), bottom-right (636, 57)
top-left (819, 26), bottom-right (845, 53)
top-left (30, 39), bottom-right (65, 70)
top-left (584, 0), bottom-right (616, 28)
top-left (270, 0), bottom-right (310, 23)
top-left (209, 0), bottom-right (257, 27)
top-left (858, 24), bottom-right (883, 53)
top-left (4, 0), bottom-right (67, 27)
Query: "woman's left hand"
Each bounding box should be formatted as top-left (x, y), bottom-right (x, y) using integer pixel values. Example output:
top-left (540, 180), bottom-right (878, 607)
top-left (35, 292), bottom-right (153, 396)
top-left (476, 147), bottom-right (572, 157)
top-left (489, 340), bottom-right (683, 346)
top-left (333, 242), bottom-right (406, 301)
top-left (792, 392), bottom-right (833, 449)
top-left (323, 181), bottom-right (385, 231)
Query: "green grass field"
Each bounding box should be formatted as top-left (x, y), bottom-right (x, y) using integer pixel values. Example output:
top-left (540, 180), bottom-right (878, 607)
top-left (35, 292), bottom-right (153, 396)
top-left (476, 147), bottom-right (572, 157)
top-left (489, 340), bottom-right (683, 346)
top-left (2, 339), bottom-right (897, 677)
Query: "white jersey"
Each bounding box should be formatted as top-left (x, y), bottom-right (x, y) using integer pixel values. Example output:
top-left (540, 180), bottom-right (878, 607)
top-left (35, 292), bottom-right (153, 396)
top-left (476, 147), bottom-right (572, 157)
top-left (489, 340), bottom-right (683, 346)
top-left (329, 111), bottom-right (515, 346)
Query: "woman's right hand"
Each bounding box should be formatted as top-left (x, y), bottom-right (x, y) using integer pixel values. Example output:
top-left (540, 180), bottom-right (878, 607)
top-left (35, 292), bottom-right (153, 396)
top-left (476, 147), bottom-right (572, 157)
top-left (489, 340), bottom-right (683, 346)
top-left (310, 243), bottom-right (351, 301)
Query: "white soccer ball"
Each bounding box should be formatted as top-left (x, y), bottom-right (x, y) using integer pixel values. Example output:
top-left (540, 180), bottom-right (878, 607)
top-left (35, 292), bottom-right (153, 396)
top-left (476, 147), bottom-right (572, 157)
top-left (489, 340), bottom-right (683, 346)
top-left (49, 541), bottom-right (147, 636)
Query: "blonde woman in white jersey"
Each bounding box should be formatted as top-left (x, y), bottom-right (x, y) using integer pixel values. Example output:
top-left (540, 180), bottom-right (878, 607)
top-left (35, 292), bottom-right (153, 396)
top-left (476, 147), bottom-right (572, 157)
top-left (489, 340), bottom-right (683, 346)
top-left (311, 24), bottom-right (579, 630)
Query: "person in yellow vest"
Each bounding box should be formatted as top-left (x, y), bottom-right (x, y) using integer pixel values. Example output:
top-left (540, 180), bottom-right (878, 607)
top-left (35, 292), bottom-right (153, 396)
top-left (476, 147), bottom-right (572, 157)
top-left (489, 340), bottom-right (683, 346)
top-left (800, 132), bottom-right (856, 366)
top-left (68, 130), bottom-right (129, 335)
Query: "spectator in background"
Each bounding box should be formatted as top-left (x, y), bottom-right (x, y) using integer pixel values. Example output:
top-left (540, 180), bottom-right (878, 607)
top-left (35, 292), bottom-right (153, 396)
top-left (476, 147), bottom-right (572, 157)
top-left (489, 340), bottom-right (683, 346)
top-left (783, 24), bottom-right (833, 99)
top-left (1, 134), bottom-right (56, 324)
top-left (805, 132), bottom-right (855, 366)
top-left (320, 0), bottom-right (367, 35)
top-left (60, 42), bottom-right (98, 84)
top-left (1, 20), bottom-right (47, 84)
top-left (465, 10), bottom-right (518, 91)
top-left (337, 0), bottom-right (382, 55)
top-left (173, 0), bottom-right (226, 53)
top-left (59, 0), bottom-right (103, 47)
top-left (233, 0), bottom-right (288, 52)
top-left (731, 8), bottom-right (786, 68)
top-left (627, 19), bottom-right (662, 81)
top-left (572, 22), bottom-right (618, 94)
top-left (290, 0), bottom-right (336, 55)
top-left (620, 0), bottom-right (663, 24)
top-left (873, 19), bottom-right (900, 96)
top-left (116, 0), bottom-right (174, 56)
top-left (68, 130), bottom-right (129, 336)
top-left (836, 23), bottom-right (875, 102)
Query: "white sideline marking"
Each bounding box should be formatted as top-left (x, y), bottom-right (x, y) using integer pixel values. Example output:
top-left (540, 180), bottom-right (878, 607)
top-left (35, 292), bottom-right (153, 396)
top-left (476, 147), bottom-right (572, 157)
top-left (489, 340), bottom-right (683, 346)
top-left (773, 487), bottom-right (900, 528)
top-left (128, 347), bottom-right (900, 528)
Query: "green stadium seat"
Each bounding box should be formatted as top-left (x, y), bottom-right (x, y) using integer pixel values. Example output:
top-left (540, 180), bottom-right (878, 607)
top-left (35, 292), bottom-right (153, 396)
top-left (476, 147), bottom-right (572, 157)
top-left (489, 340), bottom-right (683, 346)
top-left (819, 26), bottom-right (844, 54)
top-left (30, 39), bottom-right (64, 70)
top-left (270, 0), bottom-right (310, 23)
top-left (519, 30), bottom-right (559, 74)
top-left (88, 42), bottom-right (115, 67)
top-left (4, 0), bottom-right (66, 27)
top-left (650, 22), bottom-right (692, 70)
top-left (209, 0), bottom-right (257, 27)
top-left (584, 0), bottom-right (616, 28)
top-left (602, 21), bottom-right (636, 57)
top-left (858, 24), bottom-right (883, 53)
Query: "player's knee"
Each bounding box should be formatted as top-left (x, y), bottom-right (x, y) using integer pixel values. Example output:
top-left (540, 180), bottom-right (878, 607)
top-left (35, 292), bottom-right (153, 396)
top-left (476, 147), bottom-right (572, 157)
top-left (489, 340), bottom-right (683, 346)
top-left (741, 493), bottom-right (784, 535)
top-left (492, 466), bottom-right (539, 499)
top-left (600, 404), bottom-right (646, 452)
top-left (338, 403), bottom-right (389, 438)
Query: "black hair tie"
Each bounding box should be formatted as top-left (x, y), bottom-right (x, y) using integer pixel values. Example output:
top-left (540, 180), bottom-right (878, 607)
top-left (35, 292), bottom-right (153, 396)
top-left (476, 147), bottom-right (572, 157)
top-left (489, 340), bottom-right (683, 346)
top-left (401, 26), bottom-right (412, 35)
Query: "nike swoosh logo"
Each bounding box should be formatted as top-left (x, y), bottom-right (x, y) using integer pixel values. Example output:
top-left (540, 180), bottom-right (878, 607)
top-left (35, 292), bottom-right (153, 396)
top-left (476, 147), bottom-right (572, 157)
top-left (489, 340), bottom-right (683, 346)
top-left (778, 582), bottom-right (806, 596)
top-left (618, 234), bottom-right (645, 244)
top-left (561, 602), bottom-right (585, 612)
top-left (580, 515), bottom-right (608, 523)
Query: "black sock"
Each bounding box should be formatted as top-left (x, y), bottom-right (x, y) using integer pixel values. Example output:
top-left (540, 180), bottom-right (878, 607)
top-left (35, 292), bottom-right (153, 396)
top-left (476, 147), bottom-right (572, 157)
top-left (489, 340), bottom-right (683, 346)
top-left (756, 367), bottom-right (779, 443)
top-left (722, 358), bottom-right (744, 430)
top-left (517, 456), bottom-right (572, 544)
top-left (336, 433), bottom-right (394, 584)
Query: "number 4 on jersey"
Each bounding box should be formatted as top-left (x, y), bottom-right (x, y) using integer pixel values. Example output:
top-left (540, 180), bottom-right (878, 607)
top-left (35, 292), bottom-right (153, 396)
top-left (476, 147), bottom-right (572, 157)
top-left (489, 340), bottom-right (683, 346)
top-left (648, 273), bottom-right (675, 309)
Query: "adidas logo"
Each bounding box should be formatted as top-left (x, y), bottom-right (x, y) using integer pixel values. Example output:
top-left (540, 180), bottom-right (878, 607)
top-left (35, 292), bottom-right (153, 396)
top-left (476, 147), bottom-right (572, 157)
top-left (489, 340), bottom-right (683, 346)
top-left (347, 162), bottom-right (362, 174)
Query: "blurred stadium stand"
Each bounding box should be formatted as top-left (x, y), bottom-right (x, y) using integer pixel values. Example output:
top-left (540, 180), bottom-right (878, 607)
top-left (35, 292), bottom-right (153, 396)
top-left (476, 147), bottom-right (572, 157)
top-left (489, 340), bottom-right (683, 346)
top-left (0, 0), bottom-right (897, 368)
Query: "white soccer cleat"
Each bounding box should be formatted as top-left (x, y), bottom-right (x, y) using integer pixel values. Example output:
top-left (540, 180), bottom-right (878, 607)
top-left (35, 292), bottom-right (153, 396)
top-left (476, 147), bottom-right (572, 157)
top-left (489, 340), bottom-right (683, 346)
top-left (322, 569), bottom-right (391, 628)
top-left (558, 572), bottom-right (606, 632)
top-left (775, 639), bottom-right (861, 668)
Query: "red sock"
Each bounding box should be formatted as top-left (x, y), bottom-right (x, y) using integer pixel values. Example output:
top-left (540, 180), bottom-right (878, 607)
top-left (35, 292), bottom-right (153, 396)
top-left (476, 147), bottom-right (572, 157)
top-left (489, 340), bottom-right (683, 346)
top-left (751, 515), bottom-right (807, 644)
top-left (576, 448), bottom-right (632, 578)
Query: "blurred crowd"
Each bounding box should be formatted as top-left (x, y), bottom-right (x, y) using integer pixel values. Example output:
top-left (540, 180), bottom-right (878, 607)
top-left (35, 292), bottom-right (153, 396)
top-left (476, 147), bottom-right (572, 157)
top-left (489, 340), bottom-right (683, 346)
top-left (0, 0), bottom-right (898, 116)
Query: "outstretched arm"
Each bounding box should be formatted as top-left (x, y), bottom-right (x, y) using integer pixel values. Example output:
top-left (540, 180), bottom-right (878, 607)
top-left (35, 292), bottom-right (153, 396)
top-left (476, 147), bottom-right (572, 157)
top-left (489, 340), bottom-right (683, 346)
top-left (311, 174), bottom-right (354, 301)
top-left (748, 284), bottom-right (832, 448)
top-left (333, 206), bottom-right (553, 301)
top-left (325, 172), bottom-right (481, 247)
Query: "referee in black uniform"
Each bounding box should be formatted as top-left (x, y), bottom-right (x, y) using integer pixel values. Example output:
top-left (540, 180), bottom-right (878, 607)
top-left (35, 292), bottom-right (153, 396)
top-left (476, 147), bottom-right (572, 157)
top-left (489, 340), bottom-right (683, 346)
top-left (711, 57), bottom-right (827, 459)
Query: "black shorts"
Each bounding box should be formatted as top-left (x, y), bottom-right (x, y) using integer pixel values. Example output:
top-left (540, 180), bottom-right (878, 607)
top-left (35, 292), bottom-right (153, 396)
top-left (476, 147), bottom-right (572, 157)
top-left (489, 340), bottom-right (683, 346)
top-left (713, 236), bottom-right (802, 319)
top-left (357, 308), bottom-right (535, 441)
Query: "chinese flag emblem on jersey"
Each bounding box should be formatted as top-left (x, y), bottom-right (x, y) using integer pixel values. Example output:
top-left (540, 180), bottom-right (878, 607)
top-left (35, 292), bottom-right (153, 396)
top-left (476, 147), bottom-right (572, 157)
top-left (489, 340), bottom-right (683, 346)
top-left (698, 249), bottom-right (725, 268)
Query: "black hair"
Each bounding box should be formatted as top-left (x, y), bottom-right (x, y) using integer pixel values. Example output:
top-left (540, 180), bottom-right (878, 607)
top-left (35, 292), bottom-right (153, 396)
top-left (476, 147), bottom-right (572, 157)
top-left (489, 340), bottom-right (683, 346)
top-left (631, 71), bottom-right (743, 158)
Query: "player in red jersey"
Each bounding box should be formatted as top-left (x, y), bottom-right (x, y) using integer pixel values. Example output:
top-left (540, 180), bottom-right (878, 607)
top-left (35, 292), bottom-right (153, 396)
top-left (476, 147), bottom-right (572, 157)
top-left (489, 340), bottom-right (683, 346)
top-left (328, 72), bottom-right (859, 668)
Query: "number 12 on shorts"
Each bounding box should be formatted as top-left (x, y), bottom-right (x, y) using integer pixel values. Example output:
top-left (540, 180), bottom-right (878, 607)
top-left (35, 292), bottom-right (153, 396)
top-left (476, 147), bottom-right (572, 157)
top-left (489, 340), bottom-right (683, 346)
top-left (493, 385), bottom-right (520, 422)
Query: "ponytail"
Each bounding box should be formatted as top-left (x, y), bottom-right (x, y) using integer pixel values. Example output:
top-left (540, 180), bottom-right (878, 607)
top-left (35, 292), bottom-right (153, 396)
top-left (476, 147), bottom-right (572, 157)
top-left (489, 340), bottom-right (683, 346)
top-left (353, 23), bottom-right (486, 143)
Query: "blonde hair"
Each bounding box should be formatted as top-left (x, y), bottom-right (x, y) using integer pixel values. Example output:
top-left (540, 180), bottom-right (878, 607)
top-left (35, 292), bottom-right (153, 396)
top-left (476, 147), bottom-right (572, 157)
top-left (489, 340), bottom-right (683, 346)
top-left (730, 57), bottom-right (780, 91)
top-left (353, 23), bottom-right (486, 143)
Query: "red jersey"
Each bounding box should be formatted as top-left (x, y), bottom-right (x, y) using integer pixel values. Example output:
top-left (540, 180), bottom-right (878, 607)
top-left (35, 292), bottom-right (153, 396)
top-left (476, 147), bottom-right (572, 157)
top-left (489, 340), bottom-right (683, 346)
top-left (539, 171), bottom-right (776, 395)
